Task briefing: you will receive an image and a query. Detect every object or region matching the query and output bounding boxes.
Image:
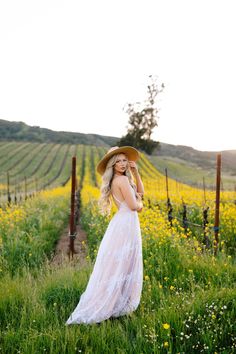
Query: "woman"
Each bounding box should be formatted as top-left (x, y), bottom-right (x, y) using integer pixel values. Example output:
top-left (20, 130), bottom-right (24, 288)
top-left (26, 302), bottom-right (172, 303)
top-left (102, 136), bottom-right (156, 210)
top-left (65, 146), bottom-right (144, 325)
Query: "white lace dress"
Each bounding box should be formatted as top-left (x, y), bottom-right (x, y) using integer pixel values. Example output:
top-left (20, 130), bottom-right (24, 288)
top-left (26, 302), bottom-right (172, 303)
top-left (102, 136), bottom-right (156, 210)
top-left (65, 188), bottom-right (143, 325)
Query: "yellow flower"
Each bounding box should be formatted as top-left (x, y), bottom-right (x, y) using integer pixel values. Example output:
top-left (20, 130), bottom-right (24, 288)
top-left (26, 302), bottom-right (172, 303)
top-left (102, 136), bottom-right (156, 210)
top-left (164, 341), bottom-right (169, 347)
top-left (159, 284), bottom-right (163, 289)
top-left (212, 314), bottom-right (216, 319)
top-left (169, 285), bottom-right (175, 290)
top-left (163, 323), bottom-right (170, 329)
top-left (144, 275), bottom-right (150, 281)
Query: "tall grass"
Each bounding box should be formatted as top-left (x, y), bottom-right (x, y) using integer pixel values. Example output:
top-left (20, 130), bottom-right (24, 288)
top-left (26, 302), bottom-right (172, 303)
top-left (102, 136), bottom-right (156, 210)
top-left (0, 230), bottom-right (235, 353)
top-left (0, 187), bottom-right (70, 277)
top-left (2, 196), bottom-right (235, 353)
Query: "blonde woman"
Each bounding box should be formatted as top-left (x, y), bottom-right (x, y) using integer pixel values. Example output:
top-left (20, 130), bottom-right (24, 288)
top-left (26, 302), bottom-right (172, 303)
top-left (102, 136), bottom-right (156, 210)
top-left (65, 146), bottom-right (144, 325)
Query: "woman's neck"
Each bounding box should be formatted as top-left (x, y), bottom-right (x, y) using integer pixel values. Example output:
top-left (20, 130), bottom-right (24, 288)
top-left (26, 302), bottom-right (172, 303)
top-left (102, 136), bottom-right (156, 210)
top-left (113, 173), bottom-right (125, 178)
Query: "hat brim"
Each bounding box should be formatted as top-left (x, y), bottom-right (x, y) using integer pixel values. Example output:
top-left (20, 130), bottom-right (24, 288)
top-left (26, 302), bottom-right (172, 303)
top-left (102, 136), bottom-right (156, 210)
top-left (96, 146), bottom-right (140, 175)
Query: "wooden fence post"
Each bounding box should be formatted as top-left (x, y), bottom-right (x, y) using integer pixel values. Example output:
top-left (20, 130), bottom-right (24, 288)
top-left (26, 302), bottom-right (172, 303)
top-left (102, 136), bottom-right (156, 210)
top-left (69, 156), bottom-right (77, 259)
top-left (203, 206), bottom-right (210, 249)
top-left (182, 202), bottom-right (188, 234)
top-left (203, 176), bottom-right (206, 205)
top-left (165, 168), bottom-right (173, 226)
top-left (165, 168), bottom-right (169, 201)
top-left (24, 176), bottom-right (27, 200)
top-left (7, 172), bottom-right (11, 205)
top-left (214, 154), bottom-right (221, 256)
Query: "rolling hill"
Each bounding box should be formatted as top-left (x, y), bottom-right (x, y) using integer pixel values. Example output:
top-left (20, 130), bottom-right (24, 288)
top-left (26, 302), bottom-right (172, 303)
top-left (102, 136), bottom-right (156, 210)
top-left (149, 143), bottom-right (236, 190)
top-left (0, 119), bottom-right (117, 146)
top-left (0, 118), bottom-right (235, 190)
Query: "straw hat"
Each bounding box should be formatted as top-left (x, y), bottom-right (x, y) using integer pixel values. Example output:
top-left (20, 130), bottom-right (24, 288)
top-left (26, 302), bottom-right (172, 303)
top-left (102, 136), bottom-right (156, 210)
top-left (96, 146), bottom-right (140, 175)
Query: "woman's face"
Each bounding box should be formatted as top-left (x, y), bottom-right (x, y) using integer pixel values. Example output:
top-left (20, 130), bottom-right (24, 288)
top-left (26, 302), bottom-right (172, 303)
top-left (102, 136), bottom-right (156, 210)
top-left (113, 153), bottom-right (128, 175)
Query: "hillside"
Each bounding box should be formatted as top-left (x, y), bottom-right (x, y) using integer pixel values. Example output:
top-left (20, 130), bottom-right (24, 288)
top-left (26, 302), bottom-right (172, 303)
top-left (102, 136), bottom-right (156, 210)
top-left (1, 119), bottom-right (236, 190)
top-left (153, 142), bottom-right (236, 174)
top-left (0, 119), bottom-right (117, 146)
top-left (149, 143), bottom-right (236, 190)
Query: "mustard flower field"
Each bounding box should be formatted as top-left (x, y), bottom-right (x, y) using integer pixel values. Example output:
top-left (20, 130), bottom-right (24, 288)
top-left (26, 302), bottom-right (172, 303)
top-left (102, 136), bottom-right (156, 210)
top-left (0, 143), bottom-right (235, 353)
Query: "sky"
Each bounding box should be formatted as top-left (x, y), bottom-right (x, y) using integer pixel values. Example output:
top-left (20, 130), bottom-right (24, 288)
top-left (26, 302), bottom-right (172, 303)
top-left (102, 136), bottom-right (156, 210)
top-left (0, 0), bottom-right (235, 152)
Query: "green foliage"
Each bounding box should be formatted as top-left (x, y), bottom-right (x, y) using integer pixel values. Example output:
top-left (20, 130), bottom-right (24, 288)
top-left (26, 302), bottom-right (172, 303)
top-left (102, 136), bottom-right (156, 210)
top-left (80, 203), bottom-right (109, 261)
top-left (117, 75), bottom-right (164, 155)
top-left (118, 133), bottom-right (159, 155)
top-left (0, 143), bottom-right (236, 353)
top-left (0, 198), bottom-right (236, 353)
top-left (0, 193), bottom-right (70, 277)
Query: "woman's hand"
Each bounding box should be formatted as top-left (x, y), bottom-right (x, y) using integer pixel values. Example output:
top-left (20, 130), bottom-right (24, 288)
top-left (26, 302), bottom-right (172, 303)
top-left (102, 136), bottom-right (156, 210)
top-left (129, 160), bottom-right (139, 176)
top-left (137, 200), bottom-right (143, 213)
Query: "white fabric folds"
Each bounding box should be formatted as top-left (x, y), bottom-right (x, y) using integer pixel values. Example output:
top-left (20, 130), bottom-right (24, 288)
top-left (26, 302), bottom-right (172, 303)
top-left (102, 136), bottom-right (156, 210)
top-left (65, 188), bottom-right (143, 325)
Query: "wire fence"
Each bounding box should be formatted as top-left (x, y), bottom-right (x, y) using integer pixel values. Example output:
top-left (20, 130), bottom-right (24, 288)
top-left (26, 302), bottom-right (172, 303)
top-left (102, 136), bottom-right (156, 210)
top-left (145, 154), bottom-right (227, 255)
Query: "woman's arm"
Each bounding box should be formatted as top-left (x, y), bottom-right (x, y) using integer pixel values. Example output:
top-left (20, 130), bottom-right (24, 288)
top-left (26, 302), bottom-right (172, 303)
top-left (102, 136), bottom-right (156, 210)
top-left (117, 176), bottom-right (141, 211)
top-left (129, 161), bottom-right (144, 198)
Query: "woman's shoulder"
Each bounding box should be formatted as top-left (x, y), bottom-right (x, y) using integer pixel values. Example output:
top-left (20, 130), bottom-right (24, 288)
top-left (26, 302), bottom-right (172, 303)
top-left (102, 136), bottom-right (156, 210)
top-left (112, 175), bottom-right (129, 186)
top-left (112, 176), bottom-right (135, 193)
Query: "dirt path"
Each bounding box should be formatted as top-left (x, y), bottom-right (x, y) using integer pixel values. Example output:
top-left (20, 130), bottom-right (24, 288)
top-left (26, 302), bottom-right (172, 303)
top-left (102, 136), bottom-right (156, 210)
top-left (50, 221), bottom-right (88, 267)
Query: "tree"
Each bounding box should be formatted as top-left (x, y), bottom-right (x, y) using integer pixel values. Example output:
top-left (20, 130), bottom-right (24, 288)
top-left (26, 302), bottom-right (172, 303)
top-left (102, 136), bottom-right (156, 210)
top-left (117, 75), bottom-right (164, 155)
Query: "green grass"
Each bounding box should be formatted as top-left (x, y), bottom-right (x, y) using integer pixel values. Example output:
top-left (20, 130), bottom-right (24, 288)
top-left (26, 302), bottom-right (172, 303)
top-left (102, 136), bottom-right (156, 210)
top-left (0, 199), bottom-right (235, 353)
top-left (0, 233), bottom-right (235, 353)
top-left (149, 155), bottom-right (236, 190)
top-left (0, 191), bottom-right (70, 277)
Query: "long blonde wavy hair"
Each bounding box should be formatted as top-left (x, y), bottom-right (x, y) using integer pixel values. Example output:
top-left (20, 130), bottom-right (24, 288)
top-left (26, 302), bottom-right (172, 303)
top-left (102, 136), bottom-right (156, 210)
top-left (98, 153), bottom-right (142, 216)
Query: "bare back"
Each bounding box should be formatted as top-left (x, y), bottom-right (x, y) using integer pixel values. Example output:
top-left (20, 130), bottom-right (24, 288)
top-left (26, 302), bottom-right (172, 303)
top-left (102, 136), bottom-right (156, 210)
top-left (111, 175), bottom-right (137, 210)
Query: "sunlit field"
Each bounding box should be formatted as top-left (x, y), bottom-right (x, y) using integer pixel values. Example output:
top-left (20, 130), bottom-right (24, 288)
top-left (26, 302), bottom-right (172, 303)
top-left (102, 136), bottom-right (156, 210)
top-left (0, 143), bottom-right (235, 353)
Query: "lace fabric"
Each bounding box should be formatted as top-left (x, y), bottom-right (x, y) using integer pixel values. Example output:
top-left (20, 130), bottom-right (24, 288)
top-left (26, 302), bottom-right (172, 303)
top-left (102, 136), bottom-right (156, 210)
top-left (65, 188), bottom-right (143, 325)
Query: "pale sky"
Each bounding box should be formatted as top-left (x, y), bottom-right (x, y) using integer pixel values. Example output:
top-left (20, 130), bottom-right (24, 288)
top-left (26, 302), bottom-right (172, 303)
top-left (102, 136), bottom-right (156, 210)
top-left (0, 0), bottom-right (235, 152)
